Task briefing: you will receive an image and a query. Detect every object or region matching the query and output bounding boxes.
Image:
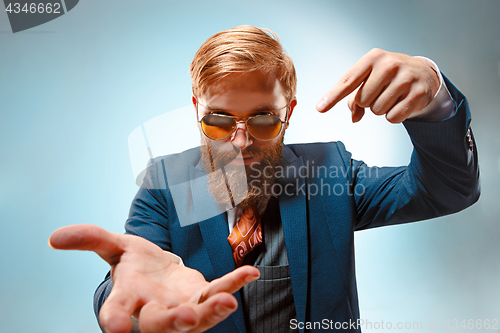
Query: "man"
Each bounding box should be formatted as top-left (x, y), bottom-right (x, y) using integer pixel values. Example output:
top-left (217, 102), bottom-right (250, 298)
top-left (49, 25), bottom-right (479, 333)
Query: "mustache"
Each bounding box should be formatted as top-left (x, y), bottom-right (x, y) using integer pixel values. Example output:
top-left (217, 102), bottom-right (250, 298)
top-left (241, 147), bottom-right (262, 157)
top-left (205, 144), bottom-right (266, 162)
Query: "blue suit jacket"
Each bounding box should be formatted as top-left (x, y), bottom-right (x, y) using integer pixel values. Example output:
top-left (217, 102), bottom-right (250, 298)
top-left (95, 76), bottom-right (479, 332)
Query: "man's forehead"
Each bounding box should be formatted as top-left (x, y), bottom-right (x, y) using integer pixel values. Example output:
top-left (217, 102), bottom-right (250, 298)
top-left (204, 71), bottom-right (282, 96)
top-left (199, 71), bottom-right (287, 112)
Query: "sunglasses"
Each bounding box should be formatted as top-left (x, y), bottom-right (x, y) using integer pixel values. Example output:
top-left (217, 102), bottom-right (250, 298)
top-left (197, 104), bottom-right (288, 141)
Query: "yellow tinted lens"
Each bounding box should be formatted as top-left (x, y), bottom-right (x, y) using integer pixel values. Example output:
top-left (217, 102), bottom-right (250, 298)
top-left (201, 115), bottom-right (236, 140)
top-left (247, 115), bottom-right (282, 140)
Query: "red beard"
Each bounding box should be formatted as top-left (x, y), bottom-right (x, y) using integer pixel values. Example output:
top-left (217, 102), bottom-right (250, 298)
top-left (200, 135), bottom-right (284, 209)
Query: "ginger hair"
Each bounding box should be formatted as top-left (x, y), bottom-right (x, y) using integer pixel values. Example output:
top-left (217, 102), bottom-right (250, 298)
top-left (189, 25), bottom-right (297, 103)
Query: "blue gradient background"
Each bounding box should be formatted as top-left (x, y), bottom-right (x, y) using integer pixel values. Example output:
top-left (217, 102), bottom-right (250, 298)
top-left (1, 1), bottom-right (499, 332)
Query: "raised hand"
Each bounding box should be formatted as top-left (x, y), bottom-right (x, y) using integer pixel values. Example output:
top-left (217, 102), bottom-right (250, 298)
top-left (316, 48), bottom-right (441, 123)
top-left (48, 224), bottom-right (260, 333)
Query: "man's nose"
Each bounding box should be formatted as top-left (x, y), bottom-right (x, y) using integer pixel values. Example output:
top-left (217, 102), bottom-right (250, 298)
top-left (230, 122), bottom-right (253, 150)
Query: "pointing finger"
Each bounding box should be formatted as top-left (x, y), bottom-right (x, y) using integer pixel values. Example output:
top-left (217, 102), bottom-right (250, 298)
top-left (316, 57), bottom-right (372, 113)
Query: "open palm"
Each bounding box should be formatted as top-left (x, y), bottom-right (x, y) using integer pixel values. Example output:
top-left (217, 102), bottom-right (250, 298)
top-left (49, 224), bottom-right (259, 333)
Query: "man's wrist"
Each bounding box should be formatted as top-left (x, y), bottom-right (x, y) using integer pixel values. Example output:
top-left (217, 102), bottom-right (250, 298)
top-left (407, 56), bottom-right (455, 122)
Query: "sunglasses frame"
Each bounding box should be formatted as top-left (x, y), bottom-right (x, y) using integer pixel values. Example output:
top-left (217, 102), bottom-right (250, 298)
top-left (196, 102), bottom-right (289, 141)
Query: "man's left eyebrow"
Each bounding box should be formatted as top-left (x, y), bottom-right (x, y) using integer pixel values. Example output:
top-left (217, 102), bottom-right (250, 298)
top-left (254, 104), bottom-right (283, 111)
top-left (204, 105), bottom-right (227, 111)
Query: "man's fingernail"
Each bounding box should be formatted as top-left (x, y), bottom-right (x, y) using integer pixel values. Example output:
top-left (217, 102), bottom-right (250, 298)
top-left (316, 99), bottom-right (327, 111)
top-left (215, 304), bottom-right (234, 315)
top-left (174, 318), bottom-right (194, 330)
top-left (246, 274), bottom-right (259, 283)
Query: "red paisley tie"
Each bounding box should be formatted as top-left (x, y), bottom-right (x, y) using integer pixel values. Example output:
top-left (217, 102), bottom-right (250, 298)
top-left (227, 205), bottom-right (262, 267)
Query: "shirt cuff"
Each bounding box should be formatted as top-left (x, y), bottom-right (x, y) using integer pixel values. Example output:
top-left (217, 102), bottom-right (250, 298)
top-left (407, 56), bottom-right (455, 122)
top-left (165, 251), bottom-right (185, 266)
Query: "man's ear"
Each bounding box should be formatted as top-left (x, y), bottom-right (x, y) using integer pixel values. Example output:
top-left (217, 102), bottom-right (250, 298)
top-left (285, 97), bottom-right (297, 128)
top-left (192, 96), bottom-right (198, 119)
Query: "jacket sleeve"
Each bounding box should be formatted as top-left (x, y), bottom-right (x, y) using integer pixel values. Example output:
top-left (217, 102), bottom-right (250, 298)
top-left (343, 74), bottom-right (480, 231)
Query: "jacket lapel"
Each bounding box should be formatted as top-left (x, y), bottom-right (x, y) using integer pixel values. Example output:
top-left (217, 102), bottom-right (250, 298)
top-left (191, 159), bottom-right (247, 333)
top-left (278, 147), bottom-right (309, 331)
top-left (190, 147), bottom-right (309, 333)
top-left (198, 216), bottom-right (247, 333)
